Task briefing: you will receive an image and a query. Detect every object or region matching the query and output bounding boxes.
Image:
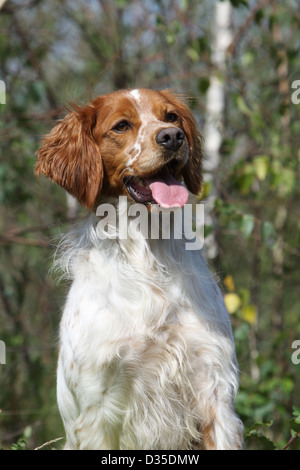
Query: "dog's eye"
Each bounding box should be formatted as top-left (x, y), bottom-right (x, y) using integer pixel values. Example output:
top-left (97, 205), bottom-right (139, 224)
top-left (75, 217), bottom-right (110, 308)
top-left (165, 112), bottom-right (178, 123)
top-left (113, 121), bottom-right (130, 133)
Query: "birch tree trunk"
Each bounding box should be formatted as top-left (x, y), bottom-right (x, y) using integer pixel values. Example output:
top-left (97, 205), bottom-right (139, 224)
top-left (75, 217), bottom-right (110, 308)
top-left (203, 0), bottom-right (233, 258)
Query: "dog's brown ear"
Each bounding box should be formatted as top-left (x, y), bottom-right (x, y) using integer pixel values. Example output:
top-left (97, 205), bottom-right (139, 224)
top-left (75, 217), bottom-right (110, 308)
top-left (159, 90), bottom-right (203, 195)
top-left (35, 103), bottom-right (103, 210)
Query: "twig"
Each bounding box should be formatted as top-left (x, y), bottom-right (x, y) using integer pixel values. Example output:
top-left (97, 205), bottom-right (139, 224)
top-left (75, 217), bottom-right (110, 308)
top-left (226, 0), bottom-right (271, 57)
top-left (2, 223), bottom-right (57, 238)
top-left (282, 432), bottom-right (300, 450)
top-left (10, 8), bottom-right (58, 109)
top-left (0, 235), bottom-right (50, 247)
top-left (34, 437), bottom-right (64, 450)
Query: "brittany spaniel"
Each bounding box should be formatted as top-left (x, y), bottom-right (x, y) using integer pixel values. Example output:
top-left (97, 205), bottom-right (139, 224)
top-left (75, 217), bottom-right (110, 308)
top-left (35, 88), bottom-right (243, 450)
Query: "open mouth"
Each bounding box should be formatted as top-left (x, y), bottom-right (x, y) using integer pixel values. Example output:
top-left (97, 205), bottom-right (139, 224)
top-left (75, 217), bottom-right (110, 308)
top-left (123, 165), bottom-right (189, 208)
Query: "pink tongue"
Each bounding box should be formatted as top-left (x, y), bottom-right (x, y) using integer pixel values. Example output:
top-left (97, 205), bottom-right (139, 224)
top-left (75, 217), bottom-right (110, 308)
top-left (145, 172), bottom-right (189, 208)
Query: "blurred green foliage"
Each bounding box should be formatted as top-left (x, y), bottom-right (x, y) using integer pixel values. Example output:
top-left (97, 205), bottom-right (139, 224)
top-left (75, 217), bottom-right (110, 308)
top-left (0, 0), bottom-right (299, 450)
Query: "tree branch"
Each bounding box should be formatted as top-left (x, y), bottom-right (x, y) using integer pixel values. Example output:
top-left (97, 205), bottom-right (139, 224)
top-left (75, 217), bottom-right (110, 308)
top-left (282, 432), bottom-right (300, 450)
top-left (10, 8), bottom-right (58, 109)
top-left (226, 0), bottom-right (271, 57)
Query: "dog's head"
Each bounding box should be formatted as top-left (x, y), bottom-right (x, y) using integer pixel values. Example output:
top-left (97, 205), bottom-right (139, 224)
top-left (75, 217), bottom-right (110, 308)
top-left (35, 89), bottom-right (203, 210)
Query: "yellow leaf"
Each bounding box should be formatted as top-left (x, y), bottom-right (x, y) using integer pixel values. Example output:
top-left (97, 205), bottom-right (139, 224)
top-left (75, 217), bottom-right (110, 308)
top-left (242, 305), bottom-right (257, 324)
top-left (224, 293), bottom-right (241, 314)
top-left (253, 156), bottom-right (269, 181)
top-left (197, 181), bottom-right (211, 200)
top-left (224, 275), bottom-right (235, 292)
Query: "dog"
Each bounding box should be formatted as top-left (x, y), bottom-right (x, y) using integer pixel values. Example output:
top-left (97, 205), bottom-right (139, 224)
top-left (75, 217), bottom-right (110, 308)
top-left (35, 88), bottom-right (243, 450)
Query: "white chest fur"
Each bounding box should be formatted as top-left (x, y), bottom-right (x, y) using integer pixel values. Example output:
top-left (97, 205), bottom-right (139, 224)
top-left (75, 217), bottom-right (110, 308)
top-left (56, 215), bottom-right (242, 450)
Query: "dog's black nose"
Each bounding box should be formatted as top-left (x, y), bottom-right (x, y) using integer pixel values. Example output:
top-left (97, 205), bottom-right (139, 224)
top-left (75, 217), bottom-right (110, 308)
top-left (155, 127), bottom-right (185, 151)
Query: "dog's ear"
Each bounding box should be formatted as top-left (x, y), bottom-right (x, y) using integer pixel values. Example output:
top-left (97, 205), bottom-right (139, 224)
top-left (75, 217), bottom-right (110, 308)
top-left (35, 103), bottom-right (103, 210)
top-left (159, 90), bottom-right (203, 195)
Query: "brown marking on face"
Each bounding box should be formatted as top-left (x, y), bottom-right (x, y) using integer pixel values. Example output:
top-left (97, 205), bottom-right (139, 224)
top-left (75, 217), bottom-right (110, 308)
top-left (35, 89), bottom-right (203, 210)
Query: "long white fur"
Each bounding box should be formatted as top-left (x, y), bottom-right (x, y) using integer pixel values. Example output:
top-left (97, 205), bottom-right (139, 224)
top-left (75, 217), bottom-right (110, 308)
top-left (56, 199), bottom-right (243, 450)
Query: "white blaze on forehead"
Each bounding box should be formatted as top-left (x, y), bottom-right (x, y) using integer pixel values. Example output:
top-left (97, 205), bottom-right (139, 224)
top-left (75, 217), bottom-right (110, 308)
top-left (126, 88), bottom-right (165, 169)
top-left (126, 89), bottom-right (146, 168)
top-left (129, 89), bottom-right (141, 103)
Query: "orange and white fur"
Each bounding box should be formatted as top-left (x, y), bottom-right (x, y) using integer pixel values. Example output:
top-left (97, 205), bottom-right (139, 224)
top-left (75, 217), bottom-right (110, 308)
top-left (35, 89), bottom-right (243, 450)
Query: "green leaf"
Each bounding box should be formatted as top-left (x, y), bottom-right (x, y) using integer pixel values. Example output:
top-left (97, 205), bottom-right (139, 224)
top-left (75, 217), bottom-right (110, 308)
top-left (290, 407), bottom-right (300, 433)
top-left (241, 214), bottom-right (255, 238)
top-left (261, 221), bottom-right (276, 247)
top-left (230, 0), bottom-right (249, 7)
top-left (236, 95), bottom-right (252, 117)
top-left (279, 168), bottom-right (295, 195)
top-left (246, 431), bottom-right (276, 450)
top-left (198, 77), bottom-right (210, 94)
top-left (29, 80), bottom-right (46, 103)
top-left (270, 162), bottom-right (296, 195)
top-left (292, 406), bottom-right (300, 418)
top-left (220, 0), bottom-right (249, 6)
top-left (239, 288), bottom-right (250, 305)
top-left (115, 0), bottom-right (128, 7)
top-left (254, 9), bottom-right (264, 24)
top-left (234, 323), bottom-right (250, 342)
top-left (178, 0), bottom-right (188, 11)
top-left (166, 31), bottom-right (175, 45)
top-left (246, 421), bottom-right (273, 433)
top-left (214, 200), bottom-right (236, 216)
top-left (156, 15), bottom-right (165, 27)
top-left (290, 418), bottom-right (300, 434)
top-left (197, 180), bottom-right (211, 200)
top-left (234, 162), bottom-right (256, 194)
top-left (245, 421), bottom-right (275, 449)
top-left (187, 47), bottom-right (199, 62)
top-left (241, 304), bottom-right (257, 324)
top-left (204, 225), bottom-right (213, 237)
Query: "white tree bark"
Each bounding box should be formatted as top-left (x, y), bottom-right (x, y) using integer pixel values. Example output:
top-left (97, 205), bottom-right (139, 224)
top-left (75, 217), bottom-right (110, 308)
top-left (203, 0), bottom-right (233, 258)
